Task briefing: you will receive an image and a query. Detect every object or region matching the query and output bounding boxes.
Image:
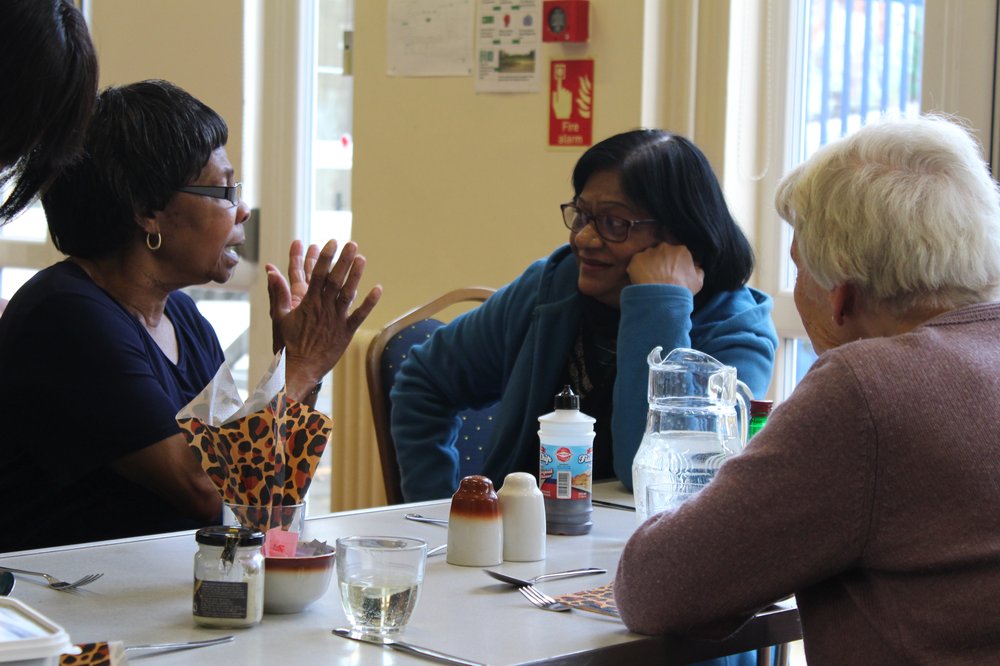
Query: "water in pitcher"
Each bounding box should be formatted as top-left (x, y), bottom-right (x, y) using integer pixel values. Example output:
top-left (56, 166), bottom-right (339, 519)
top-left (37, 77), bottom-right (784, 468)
top-left (632, 430), bottom-right (740, 522)
top-left (632, 347), bottom-right (752, 523)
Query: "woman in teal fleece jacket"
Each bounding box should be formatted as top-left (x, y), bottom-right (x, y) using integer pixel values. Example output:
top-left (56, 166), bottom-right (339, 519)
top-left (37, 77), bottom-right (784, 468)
top-left (391, 130), bottom-right (778, 504)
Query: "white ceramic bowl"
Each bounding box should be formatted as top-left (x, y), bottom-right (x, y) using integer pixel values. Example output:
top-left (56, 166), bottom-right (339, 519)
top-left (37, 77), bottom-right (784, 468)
top-left (263, 545), bottom-right (335, 614)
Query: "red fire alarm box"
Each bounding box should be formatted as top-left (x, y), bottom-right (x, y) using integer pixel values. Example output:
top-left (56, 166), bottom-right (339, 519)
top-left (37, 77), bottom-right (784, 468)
top-left (542, 0), bottom-right (589, 43)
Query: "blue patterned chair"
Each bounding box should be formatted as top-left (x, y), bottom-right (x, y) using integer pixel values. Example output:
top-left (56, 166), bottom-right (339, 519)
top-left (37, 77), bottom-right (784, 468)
top-left (366, 287), bottom-right (497, 504)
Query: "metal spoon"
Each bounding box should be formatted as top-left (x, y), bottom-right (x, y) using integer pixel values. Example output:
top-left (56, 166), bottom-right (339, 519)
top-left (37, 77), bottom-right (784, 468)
top-left (0, 571), bottom-right (13, 596)
top-left (484, 567), bottom-right (606, 587)
top-left (404, 513), bottom-right (448, 527)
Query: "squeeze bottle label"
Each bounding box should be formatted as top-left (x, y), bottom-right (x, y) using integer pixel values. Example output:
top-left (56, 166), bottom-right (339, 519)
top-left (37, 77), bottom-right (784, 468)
top-left (540, 444), bottom-right (593, 500)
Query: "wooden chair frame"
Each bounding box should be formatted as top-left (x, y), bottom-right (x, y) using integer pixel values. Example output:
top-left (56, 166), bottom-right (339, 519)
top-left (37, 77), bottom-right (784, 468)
top-left (365, 287), bottom-right (496, 504)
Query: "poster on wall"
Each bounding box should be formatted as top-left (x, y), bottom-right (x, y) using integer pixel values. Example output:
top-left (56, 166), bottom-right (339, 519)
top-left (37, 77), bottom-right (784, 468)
top-left (549, 59), bottom-right (594, 147)
top-left (475, 0), bottom-right (541, 93)
top-left (387, 0), bottom-right (474, 76)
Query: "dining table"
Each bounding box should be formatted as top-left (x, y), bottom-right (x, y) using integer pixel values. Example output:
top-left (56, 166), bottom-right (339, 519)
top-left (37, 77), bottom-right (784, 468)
top-left (0, 482), bottom-right (801, 665)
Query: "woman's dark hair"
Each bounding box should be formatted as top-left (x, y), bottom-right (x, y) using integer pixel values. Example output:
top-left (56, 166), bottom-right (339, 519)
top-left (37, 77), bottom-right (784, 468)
top-left (43, 80), bottom-right (228, 259)
top-left (571, 129), bottom-right (754, 300)
top-left (0, 0), bottom-right (99, 223)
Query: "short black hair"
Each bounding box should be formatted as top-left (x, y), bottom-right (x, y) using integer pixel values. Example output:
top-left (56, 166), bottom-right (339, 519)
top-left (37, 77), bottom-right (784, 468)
top-left (571, 129), bottom-right (754, 300)
top-left (0, 0), bottom-right (99, 223)
top-left (43, 80), bottom-right (228, 259)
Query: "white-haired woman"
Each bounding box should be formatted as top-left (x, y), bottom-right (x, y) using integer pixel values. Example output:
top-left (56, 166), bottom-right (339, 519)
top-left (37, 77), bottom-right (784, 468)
top-left (614, 115), bottom-right (1000, 665)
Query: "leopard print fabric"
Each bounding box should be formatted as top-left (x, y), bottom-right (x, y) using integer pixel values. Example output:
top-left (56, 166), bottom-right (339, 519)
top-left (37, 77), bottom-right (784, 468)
top-left (179, 389), bottom-right (333, 509)
top-left (60, 642), bottom-right (112, 666)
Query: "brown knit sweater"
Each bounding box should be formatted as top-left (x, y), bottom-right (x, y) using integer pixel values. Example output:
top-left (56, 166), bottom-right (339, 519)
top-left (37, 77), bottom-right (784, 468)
top-left (615, 302), bottom-right (1000, 665)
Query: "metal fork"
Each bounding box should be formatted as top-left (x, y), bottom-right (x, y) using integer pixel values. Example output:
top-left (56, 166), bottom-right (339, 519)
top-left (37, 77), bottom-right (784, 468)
top-left (518, 585), bottom-right (571, 612)
top-left (0, 566), bottom-right (103, 591)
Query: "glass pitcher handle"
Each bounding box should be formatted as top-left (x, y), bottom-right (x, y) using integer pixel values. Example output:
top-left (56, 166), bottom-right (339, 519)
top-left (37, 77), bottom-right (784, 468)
top-left (735, 380), bottom-right (753, 451)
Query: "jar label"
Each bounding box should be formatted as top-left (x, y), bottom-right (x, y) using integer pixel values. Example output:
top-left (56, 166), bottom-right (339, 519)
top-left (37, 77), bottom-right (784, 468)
top-left (539, 444), bottom-right (592, 500)
top-left (193, 580), bottom-right (249, 619)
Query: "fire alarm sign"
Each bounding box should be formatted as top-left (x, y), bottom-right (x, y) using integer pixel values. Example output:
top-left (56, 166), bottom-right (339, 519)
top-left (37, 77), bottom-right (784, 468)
top-left (549, 59), bottom-right (594, 148)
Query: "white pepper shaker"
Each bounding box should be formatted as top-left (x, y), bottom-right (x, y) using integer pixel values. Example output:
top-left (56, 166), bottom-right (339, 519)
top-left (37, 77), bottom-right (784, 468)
top-left (447, 475), bottom-right (503, 567)
top-left (497, 472), bottom-right (546, 562)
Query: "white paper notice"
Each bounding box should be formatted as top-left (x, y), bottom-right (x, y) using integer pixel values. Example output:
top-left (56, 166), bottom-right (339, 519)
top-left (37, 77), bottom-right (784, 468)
top-left (387, 0), bottom-right (474, 77)
top-left (475, 0), bottom-right (540, 93)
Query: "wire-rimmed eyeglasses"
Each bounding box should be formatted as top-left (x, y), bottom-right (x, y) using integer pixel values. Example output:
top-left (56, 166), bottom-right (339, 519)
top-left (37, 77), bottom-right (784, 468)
top-left (561, 202), bottom-right (656, 243)
top-left (176, 182), bottom-right (242, 207)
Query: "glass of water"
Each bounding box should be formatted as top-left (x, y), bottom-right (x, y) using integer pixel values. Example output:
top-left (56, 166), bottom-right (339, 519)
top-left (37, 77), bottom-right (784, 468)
top-left (335, 536), bottom-right (427, 634)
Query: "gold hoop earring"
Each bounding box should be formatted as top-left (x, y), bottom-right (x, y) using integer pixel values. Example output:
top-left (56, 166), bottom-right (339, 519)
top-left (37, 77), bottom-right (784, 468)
top-left (146, 232), bottom-right (162, 251)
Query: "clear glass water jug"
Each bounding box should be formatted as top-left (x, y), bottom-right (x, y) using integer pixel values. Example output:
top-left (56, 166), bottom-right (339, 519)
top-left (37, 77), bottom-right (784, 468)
top-left (632, 347), bottom-right (752, 522)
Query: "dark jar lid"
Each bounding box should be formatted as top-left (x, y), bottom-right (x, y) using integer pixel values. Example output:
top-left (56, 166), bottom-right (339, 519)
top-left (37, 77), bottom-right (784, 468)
top-left (750, 400), bottom-right (773, 416)
top-left (195, 525), bottom-right (264, 547)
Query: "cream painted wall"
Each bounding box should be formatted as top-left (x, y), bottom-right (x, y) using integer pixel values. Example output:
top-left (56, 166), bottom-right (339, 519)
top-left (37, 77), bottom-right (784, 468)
top-left (351, 1), bottom-right (648, 322)
top-left (87, 0), bottom-right (245, 176)
top-left (84, 0), bottom-right (650, 328)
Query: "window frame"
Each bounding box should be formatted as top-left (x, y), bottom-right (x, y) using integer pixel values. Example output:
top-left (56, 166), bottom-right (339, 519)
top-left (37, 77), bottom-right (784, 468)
top-left (728, 0), bottom-right (997, 402)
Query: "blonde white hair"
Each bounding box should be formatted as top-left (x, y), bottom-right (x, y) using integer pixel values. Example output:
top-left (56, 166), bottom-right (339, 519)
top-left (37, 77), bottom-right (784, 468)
top-left (775, 115), bottom-right (1000, 314)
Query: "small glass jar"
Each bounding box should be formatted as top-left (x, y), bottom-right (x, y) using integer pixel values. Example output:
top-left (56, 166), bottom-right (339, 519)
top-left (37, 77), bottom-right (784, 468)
top-left (193, 526), bottom-right (265, 628)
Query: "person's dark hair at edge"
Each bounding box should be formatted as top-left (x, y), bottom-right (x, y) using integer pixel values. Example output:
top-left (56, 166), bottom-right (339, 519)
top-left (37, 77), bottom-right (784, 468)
top-left (571, 129), bottom-right (754, 303)
top-left (43, 80), bottom-right (228, 259)
top-left (0, 0), bottom-right (99, 223)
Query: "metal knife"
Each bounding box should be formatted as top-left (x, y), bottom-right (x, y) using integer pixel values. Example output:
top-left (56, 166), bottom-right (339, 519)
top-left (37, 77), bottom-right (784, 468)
top-left (123, 635), bottom-right (234, 659)
top-left (592, 499), bottom-right (636, 511)
top-left (332, 627), bottom-right (486, 666)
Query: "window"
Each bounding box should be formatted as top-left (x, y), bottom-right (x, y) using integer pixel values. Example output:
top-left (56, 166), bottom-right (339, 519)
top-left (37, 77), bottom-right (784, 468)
top-left (0, 204), bottom-right (57, 300)
top-left (750, 0), bottom-right (926, 400)
top-left (312, 0), bottom-right (354, 249)
top-left (248, 0), bottom-right (356, 513)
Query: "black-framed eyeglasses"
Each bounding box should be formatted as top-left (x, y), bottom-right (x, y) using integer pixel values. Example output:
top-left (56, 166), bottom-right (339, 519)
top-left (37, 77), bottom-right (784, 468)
top-left (176, 182), bottom-right (242, 207)
top-left (561, 202), bottom-right (656, 243)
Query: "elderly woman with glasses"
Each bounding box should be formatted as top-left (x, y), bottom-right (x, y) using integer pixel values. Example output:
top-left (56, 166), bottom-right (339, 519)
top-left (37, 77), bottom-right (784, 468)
top-left (615, 116), bottom-right (1000, 664)
top-left (0, 80), bottom-right (381, 551)
top-left (391, 129), bottom-right (778, 504)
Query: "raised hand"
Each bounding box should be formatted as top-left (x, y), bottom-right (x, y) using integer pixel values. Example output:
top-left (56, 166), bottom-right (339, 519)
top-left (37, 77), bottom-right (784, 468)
top-left (266, 239), bottom-right (382, 402)
top-left (286, 240), bottom-right (320, 310)
top-left (269, 240), bottom-right (320, 354)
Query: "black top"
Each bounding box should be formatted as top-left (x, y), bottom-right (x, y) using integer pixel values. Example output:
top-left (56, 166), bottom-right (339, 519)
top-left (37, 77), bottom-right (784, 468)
top-left (0, 261), bottom-right (225, 552)
top-left (562, 296), bottom-right (619, 480)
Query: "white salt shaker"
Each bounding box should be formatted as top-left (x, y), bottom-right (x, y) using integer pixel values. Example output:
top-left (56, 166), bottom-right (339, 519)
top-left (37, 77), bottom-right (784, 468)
top-left (497, 472), bottom-right (546, 562)
top-left (446, 475), bottom-right (503, 567)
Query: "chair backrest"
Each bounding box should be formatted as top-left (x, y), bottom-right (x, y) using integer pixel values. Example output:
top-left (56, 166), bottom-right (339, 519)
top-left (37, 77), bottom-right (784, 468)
top-left (366, 287), bottom-right (497, 504)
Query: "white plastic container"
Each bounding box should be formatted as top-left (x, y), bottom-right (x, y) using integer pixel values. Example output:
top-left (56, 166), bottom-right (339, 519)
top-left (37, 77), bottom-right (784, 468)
top-left (0, 597), bottom-right (77, 665)
top-left (538, 386), bottom-right (595, 535)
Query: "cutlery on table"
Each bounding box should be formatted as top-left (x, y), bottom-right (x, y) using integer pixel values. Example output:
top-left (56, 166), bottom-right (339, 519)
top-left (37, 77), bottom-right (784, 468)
top-left (404, 513), bottom-right (449, 527)
top-left (592, 499), bottom-right (636, 512)
top-left (518, 585), bottom-right (572, 612)
top-left (427, 544), bottom-right (447, 557)
top-left (333, 627), bottom-right (486, 666)
top-left (484, 567), bottom-right (606, 587)
top-left (0, 571), bottom-right (13, 596)
top-left (124, 635), bottom-right (235, 659)
top-left (0, 566), bottom-right (103, 591)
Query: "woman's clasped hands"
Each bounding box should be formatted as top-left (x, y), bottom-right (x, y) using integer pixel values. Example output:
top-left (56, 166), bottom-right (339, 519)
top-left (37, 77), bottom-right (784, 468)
top-left (266, 239), bottom-right (382, 403)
